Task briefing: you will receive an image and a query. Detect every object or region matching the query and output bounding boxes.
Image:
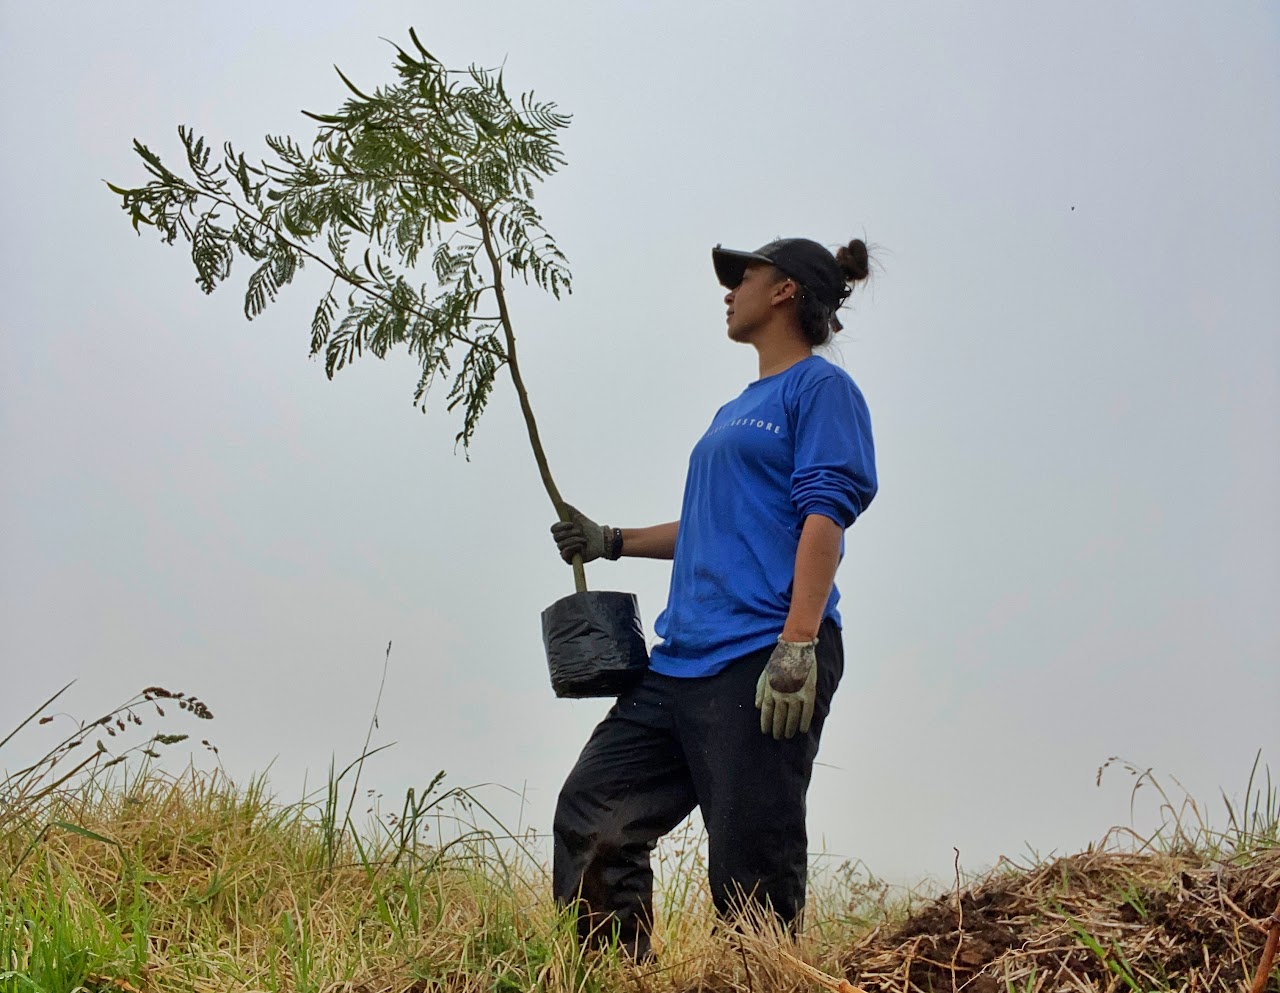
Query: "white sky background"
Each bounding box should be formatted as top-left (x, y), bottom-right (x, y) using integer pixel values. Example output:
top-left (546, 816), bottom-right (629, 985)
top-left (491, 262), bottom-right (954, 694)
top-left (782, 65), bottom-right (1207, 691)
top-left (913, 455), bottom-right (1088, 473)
top-left (1, 2), bottom-right (1277, 887)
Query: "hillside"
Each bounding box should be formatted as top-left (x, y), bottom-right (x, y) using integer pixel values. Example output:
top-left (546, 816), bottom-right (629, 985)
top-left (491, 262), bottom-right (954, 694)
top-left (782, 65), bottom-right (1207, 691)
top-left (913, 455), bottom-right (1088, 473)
top-left (2, 693), bottom-right (1276, 992)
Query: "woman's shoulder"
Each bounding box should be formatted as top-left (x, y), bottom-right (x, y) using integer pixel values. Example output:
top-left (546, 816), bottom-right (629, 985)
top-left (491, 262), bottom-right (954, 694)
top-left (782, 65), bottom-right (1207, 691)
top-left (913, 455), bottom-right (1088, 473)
top-left (788, 354), bottom-right (865, 398)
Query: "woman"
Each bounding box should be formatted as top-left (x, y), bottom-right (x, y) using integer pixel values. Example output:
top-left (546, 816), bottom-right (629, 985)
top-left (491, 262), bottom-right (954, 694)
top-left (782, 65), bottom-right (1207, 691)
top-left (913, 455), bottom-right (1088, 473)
top-left (550, 236), bottom-right (878, 959)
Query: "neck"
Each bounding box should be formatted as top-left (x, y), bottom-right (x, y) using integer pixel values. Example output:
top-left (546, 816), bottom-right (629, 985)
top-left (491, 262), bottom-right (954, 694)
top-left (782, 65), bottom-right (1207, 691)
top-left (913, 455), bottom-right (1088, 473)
top-left (754, 328), bottom-right (813, 379)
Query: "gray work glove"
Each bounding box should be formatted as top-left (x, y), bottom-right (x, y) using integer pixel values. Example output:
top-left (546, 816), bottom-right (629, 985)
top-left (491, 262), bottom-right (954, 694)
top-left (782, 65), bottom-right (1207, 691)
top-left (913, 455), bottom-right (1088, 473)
top-left (549, 504), bottom-right (615, 564)
top-left (754, 637), bottom-right (819, 740)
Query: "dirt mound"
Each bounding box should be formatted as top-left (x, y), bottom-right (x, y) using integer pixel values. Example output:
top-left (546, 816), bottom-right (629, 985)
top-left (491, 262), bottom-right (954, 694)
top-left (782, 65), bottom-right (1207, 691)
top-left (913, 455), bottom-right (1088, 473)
top-left (838, 846), bottom-right (1279, 992)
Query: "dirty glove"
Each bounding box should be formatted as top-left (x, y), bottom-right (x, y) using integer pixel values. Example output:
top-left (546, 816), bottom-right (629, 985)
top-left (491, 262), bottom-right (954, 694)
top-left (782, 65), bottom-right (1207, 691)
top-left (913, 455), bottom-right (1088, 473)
top-left (754, 637), bottom-right (819, 740)
top-left (549, 504), bottom-right (619, 564)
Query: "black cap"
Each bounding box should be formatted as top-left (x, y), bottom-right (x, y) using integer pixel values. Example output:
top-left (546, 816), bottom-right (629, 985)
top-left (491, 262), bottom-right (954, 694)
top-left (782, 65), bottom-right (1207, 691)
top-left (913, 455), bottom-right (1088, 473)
top-left (712, 238), bottom-right (851, 310)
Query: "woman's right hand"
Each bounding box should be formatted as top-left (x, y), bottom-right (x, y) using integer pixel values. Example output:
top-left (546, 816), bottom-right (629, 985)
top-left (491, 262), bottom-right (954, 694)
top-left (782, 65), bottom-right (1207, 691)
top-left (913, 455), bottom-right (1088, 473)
top-left (550, 504), bottom-right (611, 564)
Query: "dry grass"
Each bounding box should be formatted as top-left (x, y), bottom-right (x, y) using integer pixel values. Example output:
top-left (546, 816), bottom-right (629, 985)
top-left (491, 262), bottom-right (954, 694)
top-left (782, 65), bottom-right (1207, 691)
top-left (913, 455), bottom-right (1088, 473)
top-left (838, 843), bottom-right (1279, 992)
top-left (830, 759), bottom-right (1280, 993)
top-left (2, 691), bottom-right (1276, 993)
top-left (0, 765), bottom-right (892, 993)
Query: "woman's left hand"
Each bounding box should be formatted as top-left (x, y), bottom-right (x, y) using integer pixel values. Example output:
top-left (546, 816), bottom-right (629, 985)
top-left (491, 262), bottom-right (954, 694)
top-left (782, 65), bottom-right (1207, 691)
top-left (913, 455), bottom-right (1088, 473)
top-left (755, 638), bottom-right (819, 740)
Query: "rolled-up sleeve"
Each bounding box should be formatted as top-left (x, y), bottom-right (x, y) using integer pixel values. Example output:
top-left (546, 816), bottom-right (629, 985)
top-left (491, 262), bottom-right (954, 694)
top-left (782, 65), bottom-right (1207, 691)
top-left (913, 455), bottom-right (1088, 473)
top-left (789, 377), bottom-right (878, 528)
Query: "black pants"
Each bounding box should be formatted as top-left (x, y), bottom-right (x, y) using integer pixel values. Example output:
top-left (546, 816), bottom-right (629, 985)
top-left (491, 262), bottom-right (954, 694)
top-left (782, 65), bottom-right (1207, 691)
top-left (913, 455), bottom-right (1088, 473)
top-left (552, 618), bottom-right (844, 959)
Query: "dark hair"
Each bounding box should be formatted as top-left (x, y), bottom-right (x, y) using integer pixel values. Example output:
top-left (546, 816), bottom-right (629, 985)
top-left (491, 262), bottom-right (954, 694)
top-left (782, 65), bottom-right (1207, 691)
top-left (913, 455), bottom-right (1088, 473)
top-left (778, 239), bottom-right (871, 346)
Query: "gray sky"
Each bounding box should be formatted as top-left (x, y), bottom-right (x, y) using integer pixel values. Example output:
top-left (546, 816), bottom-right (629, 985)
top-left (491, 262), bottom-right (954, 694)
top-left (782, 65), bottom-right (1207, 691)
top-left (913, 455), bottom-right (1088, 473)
top-left (2, 1), bottom-right (1277, 886)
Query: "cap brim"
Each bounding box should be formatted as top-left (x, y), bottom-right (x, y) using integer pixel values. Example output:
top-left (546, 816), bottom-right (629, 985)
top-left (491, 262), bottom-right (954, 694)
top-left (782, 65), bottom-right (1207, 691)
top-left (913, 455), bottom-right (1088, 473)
top-left (712, 245), bottom-right (772, 289)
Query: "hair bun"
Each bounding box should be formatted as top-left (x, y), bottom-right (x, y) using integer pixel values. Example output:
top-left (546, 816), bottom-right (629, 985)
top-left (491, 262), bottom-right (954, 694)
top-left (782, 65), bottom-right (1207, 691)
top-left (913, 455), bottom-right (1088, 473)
top-left (835, 239), bottom-right (870, 283)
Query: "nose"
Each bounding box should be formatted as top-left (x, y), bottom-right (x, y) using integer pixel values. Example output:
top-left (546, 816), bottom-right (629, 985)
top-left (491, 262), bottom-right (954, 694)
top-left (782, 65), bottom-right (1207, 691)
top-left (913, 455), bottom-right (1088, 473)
top-left (724, 287), bottom-right (735, 305)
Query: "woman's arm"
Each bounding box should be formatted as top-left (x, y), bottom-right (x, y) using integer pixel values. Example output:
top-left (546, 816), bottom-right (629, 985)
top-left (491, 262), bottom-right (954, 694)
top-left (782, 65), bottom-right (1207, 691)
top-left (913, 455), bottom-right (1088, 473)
top-left (619, 521), bottom-right (680, 560)
top-left (780, 514), bottom-right (844, 642)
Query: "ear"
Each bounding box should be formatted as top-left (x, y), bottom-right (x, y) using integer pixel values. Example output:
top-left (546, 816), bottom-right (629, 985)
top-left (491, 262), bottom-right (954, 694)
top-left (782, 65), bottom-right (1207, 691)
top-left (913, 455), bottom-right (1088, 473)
top-left (768, 277), bottom-right (798, 308)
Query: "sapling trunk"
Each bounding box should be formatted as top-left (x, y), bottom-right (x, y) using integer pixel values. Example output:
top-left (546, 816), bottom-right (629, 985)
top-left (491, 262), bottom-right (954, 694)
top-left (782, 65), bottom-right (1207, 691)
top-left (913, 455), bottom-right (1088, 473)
top-left (477, 210), bottom-right (587, 593)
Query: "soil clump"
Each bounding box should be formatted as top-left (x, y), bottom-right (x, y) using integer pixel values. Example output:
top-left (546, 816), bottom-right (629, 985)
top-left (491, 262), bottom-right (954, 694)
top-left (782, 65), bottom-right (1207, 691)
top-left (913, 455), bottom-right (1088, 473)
top-left (836, 846), bottom-right (1278, 992)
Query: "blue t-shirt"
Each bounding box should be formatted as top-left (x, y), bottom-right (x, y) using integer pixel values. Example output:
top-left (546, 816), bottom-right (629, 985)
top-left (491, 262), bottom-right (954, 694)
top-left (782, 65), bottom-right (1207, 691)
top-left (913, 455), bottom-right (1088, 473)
top-left (648, 355), bottom-right (877, 678)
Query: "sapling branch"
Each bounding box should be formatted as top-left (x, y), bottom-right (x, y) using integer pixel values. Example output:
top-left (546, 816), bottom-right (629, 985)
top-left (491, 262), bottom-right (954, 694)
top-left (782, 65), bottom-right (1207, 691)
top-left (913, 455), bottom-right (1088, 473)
top-left (115, 175), bottom-right (505, 360)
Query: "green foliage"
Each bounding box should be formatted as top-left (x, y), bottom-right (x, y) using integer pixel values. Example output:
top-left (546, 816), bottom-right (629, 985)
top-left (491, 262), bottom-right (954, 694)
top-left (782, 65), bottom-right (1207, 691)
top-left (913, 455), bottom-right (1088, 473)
top-left (0, 854), bottom-right (137, 993)
top-left (107, 28), bottom-right (572, 450)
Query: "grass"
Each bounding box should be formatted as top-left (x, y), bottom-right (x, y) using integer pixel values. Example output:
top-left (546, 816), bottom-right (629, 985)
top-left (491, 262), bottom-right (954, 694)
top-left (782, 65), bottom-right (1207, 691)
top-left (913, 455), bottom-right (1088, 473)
top-left (4, 766), bottom-right (851, 992)
top-left (2, 688), bottom-right (1276, 993)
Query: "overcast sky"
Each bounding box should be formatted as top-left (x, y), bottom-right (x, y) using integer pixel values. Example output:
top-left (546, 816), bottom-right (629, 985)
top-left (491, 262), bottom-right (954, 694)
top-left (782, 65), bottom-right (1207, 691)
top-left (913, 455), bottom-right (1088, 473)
top-left (2, 2), bottom-right (1276, 887)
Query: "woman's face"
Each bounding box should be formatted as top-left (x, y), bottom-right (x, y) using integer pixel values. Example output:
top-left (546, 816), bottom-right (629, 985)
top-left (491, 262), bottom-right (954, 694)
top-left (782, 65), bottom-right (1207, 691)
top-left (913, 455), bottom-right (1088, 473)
top-left (724, 263), bottom-right (789, 343)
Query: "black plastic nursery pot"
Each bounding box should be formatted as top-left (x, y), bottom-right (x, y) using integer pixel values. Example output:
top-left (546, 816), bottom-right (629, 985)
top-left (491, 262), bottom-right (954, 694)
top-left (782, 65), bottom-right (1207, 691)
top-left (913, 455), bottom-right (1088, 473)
top-left (541, 590), bottom-right (650, 698)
